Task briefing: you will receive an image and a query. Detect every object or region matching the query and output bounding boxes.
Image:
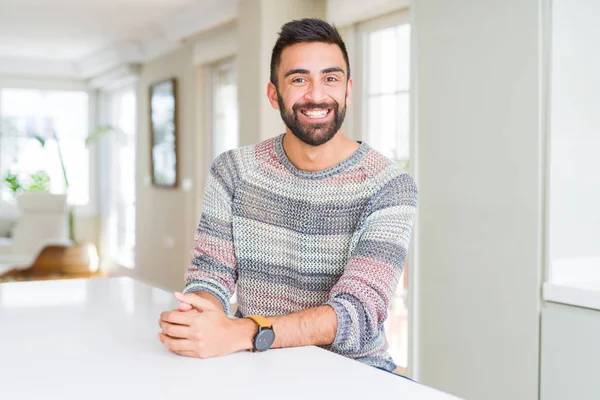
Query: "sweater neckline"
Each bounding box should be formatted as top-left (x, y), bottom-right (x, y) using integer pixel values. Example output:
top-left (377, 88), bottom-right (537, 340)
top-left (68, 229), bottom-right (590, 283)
top-left (273, 133), bottom-right (369, 180)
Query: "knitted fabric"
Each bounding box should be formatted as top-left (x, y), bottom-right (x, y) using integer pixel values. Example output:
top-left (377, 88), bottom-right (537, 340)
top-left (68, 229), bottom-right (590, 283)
top-left (183, 133), bottom-right (418, 371)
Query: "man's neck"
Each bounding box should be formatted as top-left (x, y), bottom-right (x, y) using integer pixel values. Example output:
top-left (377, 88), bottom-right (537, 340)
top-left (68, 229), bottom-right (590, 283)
top-left (281, 131), bottom-right (360, 173)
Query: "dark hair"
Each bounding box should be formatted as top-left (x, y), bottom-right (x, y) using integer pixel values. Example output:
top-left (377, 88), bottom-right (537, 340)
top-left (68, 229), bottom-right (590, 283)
top-left (270, 18), bottom-right (351, 86)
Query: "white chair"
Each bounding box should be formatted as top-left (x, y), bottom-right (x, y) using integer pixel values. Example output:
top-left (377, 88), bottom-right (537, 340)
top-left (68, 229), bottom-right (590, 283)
top-left (0, 192), bottom-right (70, 275)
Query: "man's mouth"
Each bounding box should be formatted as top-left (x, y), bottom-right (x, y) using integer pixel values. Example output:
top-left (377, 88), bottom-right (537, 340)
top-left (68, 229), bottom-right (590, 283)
top-left (299, 108), bottom-right (332, 120)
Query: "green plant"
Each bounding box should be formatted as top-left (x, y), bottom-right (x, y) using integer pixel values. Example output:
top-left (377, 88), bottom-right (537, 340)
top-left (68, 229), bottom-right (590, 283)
top-left (26, 170), bottom-right (51, 192)
top-left (3, 171), bottom-right (23, 197)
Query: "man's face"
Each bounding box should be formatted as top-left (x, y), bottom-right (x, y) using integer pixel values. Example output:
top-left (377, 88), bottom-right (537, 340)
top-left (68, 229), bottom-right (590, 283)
top-left (268, 42), bottom-right (352, 146)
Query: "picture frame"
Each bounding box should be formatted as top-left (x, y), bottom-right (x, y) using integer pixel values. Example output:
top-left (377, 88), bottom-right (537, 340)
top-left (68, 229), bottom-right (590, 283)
top-left (149, 78), bottom-right (178, 188)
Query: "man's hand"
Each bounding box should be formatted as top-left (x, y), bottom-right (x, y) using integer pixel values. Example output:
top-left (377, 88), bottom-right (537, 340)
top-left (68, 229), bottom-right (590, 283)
top-left (176, 300), bottom-right (193, 312)
top-left (158, 292), bottom-right (254, 358)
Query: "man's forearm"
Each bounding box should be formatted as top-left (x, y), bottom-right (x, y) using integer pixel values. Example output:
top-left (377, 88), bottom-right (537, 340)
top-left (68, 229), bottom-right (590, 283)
top-left (231, 305), bottom-right (338, 351)
top-left (184, 292), bottom-right (338, 351)
top-left (269, 305), bottom-right (337, 348)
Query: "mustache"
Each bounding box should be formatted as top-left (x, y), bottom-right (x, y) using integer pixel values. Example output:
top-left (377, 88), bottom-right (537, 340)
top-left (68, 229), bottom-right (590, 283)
top-left (292, 101), bottom-right (338, 112)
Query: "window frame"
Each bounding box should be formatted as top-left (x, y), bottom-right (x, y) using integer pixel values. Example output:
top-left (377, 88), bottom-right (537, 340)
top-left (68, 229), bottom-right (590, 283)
top-left (354, 10), bottom-right (411, 168)
top-left (97, 84), bottom-right (137, 270)
top-left (204, 56), bottom-right (238, 163)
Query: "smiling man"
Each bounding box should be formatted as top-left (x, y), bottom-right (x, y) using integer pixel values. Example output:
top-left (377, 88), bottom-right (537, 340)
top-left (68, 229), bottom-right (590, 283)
top-left (158, 18), bottom-right (418, 373)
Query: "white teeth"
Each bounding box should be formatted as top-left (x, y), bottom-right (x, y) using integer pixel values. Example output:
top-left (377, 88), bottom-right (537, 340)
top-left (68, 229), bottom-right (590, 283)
top-left (302, 109), bottom-right (329, 118)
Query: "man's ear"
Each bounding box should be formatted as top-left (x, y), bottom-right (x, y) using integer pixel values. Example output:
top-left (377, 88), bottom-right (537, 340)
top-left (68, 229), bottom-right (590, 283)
top-left (267, 82), bottom-right (280, 110)
top-left (345, 77), bottom-right (353, 106)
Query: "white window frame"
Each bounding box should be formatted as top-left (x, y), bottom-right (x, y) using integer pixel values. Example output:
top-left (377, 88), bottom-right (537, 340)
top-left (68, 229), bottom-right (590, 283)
top-left (204, 57), bottom-right (238, 163)
top-left (97, 83), bottom-right (137, 270)
top-left (354, 10), bottom-right (411, 170)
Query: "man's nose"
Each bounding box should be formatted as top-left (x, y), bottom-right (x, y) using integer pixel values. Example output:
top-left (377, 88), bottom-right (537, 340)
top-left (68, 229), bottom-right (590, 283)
top-left (304, 81), bottom-right (328, 103)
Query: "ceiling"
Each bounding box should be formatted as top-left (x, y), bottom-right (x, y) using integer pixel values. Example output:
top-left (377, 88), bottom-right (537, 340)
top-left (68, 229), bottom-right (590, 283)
top-left (0, 0), bottom-right (405, 81)
top-left (0, 0), bottom-right (196, 60)
top-left (0, 0), bottom-right (237, 79)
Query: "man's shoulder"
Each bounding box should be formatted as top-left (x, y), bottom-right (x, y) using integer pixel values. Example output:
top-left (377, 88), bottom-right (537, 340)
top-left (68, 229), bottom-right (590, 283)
top-left (211, 136), bottom-right (279, 180)
top-left (357, 146), bottom-right (417, 206)
top-left (360, 147), bottom-right (411, 184)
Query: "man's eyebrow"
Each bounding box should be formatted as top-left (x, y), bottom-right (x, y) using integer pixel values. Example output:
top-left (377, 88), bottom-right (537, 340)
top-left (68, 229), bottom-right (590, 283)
top-left (283, 68), bottom-right (310, 78)
top-left (321, 67), bottom-right (345, 75)
top-left (283, 67), bottom-right (346, 78)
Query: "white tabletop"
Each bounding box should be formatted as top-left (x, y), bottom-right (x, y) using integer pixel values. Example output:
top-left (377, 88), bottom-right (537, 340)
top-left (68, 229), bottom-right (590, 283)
top-left (0, 277), bottom-right (460, 400)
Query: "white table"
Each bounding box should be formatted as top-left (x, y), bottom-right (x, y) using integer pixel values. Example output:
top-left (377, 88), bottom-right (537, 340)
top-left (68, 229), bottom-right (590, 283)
top-left (0, 277), bottom-right (461, 400)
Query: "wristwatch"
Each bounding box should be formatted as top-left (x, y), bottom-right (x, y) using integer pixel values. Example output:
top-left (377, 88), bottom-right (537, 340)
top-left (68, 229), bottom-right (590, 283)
top-left (246, 315), bottom-right (275, 352)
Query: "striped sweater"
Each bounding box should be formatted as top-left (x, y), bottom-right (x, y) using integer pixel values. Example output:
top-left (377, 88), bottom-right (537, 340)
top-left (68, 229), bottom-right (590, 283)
top-left (183, 134), bottom-right (418, 371)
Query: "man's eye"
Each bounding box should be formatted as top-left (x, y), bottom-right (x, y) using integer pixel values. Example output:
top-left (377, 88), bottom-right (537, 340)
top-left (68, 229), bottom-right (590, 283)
top-left (325, 76), bottom-right (338, 82)
top-left (292, 77), bottom-right (307, 83)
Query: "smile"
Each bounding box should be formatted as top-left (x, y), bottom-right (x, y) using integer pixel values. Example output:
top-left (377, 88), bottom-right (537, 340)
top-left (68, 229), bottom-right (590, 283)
top-left (300, 108), bottom-right (331, 119)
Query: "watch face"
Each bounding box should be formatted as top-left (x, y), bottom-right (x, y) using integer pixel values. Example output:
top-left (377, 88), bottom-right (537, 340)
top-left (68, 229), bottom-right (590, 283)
top-left (255, 329), bottom-right (275, 352)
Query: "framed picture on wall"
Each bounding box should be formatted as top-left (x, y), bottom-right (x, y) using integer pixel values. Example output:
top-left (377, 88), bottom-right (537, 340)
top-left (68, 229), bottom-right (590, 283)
top-left (149, 78), bottom-right (178, 187)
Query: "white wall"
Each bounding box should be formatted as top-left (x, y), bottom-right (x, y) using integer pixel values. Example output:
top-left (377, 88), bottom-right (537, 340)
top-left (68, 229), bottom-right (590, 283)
top-left (413, 1), bottom-right (543, 399)
top-left (135, 40), bottom-right (201, 291)
top-left (540, 304), bottom-right (600, 400)
top-left (327, 0), bottom-right (409, 26)
top-left (549, 0), bottom-right (600, 263)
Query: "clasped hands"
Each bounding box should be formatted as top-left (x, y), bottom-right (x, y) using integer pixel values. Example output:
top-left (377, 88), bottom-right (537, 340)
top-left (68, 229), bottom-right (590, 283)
top-left (158, 292), bottom-right (249, 358)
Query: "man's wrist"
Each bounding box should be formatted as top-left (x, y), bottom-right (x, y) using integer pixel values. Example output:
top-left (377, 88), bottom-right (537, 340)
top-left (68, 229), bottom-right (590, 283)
top-left (232, 317), bottom-right (257, 352)
top-left (187, 290), bottom-right (224, 313)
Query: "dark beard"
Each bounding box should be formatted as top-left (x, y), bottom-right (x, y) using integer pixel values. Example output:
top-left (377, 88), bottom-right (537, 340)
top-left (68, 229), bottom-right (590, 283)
top-left (276, 90), bottom-right (346, 147)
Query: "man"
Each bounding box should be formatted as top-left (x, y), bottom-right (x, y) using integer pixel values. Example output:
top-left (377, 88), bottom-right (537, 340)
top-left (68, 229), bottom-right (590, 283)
top-left (158, 18), bottom-right (417, 372)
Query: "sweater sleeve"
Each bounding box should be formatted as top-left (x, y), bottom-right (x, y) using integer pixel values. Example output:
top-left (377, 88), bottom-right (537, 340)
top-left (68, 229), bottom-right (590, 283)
top-left (183, 152), bottom-right (238, 315)
top-left (326, 172), bottom-right (418, 357)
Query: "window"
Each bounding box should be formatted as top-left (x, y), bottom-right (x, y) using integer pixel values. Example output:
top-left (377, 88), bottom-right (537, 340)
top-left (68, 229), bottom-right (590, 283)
top-left (357, 11), bottom-right (411, 369)
top-left (0, 89), bottom-right (90, 206)
top-left (100, 87), bottom-right (136, 268)
top-left (209, 58), bottom-right (238, 160)
top-left (361, 14), bottom-right (411, 171)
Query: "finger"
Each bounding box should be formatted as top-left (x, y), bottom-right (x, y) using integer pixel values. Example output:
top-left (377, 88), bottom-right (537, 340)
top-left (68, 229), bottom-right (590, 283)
top-left (160, 310), bottom-right (194, 325)
top-left (174, 292), bottom-right (216, 311)
top-left (159, 333), bottom-right (194, 352)
top-left (172, 349), bottom-right (198, 358)
top-left (160, 321), bottom-right (193, 339)
top-left (158, 306), bottom-right (195, 327)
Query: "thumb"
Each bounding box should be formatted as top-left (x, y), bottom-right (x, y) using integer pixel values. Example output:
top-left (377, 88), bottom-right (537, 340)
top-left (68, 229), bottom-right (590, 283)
top-left (174, 292), bottom-right (217, 311)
